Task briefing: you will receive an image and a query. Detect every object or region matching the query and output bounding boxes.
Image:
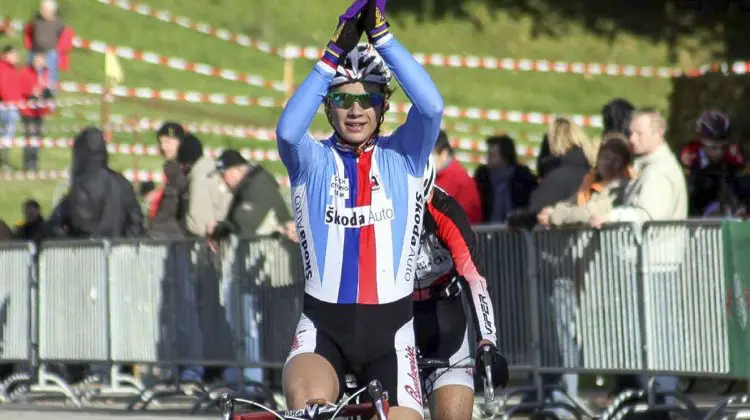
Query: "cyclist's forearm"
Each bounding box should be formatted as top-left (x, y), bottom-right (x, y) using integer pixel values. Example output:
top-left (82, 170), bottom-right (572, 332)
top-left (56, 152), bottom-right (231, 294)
top-left (466, 274), bottom-right (498, 345)
top-left (276, 64), bottom-right (331, 149)
top-left (375, 36), bottom-right (443, 123)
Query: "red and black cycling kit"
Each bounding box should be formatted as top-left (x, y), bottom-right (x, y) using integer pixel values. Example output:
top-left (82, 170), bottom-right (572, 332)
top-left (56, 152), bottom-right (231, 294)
top-left (413, 186), bottom-right (497, 394)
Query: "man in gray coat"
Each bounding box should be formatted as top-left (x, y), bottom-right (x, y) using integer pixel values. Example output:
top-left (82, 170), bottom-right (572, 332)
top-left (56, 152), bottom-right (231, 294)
top-left (591, 108), bottom-right (688, 407)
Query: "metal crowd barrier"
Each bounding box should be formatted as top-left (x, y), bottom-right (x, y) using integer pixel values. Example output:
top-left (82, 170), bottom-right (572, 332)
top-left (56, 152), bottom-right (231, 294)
top-left (0, 221), bottom-right (748, 419)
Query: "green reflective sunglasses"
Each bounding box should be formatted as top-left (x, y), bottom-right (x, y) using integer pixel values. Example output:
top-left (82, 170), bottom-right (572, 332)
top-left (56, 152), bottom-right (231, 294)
top-left (327, 92), bottom-right (385, 109)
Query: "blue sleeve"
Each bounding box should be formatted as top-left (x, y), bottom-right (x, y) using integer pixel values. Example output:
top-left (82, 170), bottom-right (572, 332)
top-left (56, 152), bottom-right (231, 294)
top-left (376, 36), bottom-right (444, 176)
top-left (276, 63), bottom-right (332, 184)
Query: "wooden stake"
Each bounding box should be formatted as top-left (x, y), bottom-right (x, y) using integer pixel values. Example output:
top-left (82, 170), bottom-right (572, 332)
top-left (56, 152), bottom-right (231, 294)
top-left (100, 84), bottom-right (112, 142)
top-left (283, 53), bottom-right (294, 102)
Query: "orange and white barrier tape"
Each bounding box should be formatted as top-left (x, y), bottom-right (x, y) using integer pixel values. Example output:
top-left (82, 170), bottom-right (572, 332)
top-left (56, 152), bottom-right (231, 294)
top-left (123, 169), bottom-right (292, 187)
top-left (92, 1), bottom-right (289, 56)
top-left (0, 168), bottom-right (292, 187)
top-left (57, 81), bottom-right (603, 127)
top-left (0, 136), bottom-right (538, 164)
top-left (72, 37), bottom-right (288, 93)
top-left (53, 108), bottom-right (545, 145)
top-left (92, 1), bottom-right (750, 78)
top-left (0, 96), bottom-right (101, 111)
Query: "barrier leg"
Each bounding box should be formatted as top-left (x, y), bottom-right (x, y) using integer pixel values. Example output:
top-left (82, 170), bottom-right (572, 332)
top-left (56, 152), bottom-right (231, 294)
top-left (23, 364), bottom-right (82, 407)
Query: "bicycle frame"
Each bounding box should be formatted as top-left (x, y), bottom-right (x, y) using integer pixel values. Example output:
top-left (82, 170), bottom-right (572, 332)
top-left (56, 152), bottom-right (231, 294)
top-left (220, 380), bottom-right (390, 420)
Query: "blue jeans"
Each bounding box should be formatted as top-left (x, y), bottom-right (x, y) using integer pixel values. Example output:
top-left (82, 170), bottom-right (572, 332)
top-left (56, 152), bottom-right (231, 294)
top-left (551, 278), bottom-right (579, 402)
top-left (28, 50), bottom-right (58, 90)
top-left (220, 273), bottom-right (263, 386)
top-left (0, 108), bottom-right (20, 167)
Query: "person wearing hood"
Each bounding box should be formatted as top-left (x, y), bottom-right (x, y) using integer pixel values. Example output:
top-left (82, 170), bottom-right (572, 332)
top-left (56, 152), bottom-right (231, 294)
top-left (23, 0), bottom-right (74, 90)
top-left (47, 127), bottom-right (144, 238)
top-left (0, 45), bottom-right (22, 169)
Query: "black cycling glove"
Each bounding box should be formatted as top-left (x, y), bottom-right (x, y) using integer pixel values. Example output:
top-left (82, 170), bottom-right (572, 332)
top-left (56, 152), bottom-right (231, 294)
top-left (476, 343), bottom-right (509, 389)
top-left (322, 0), bottom-right (366, 68)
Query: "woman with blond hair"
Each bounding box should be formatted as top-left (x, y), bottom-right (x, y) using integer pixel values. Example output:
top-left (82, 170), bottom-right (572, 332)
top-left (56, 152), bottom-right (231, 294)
top-left (508, 117), bottom-right (598, 229)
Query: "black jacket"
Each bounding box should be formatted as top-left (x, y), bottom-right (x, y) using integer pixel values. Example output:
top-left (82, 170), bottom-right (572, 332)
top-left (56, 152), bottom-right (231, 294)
top-left (212, 165), bottom-right (292, 239)
top-left (14, 218), bottom-right (46, 241)
top-left (49, 127), bottom-right (145, 239)
top-left (148, 160), bottom-right (189, 238)
top-left (474, 163), bottom-right (538, 222)
top-left (508, 147), bottom-right (591, 228)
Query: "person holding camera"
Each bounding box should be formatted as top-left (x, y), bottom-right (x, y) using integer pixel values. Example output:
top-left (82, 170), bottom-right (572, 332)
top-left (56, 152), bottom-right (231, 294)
top-left (20, 52), bottom-right (53, 171)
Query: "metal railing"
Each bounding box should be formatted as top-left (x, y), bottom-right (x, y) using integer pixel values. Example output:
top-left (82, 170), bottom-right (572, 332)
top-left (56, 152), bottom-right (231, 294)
top-left (0, 220), bottom-right (747, 419)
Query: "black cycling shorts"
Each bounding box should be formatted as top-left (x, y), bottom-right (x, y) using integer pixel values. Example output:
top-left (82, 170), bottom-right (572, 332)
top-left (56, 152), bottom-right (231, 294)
top-left (414, 295), bottom-right (474, 395)
top-left (285, 294), bottom-right (424, 417)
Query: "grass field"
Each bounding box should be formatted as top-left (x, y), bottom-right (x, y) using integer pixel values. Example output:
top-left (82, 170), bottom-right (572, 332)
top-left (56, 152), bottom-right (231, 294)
top-left (0, 0), bottom-right (728, 223)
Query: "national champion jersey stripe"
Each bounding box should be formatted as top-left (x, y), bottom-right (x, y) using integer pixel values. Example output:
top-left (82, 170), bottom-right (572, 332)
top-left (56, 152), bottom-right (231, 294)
top-left (339, 150), bottom-right (360, 303)
top-left (357, 150), bottom-right (378, 304)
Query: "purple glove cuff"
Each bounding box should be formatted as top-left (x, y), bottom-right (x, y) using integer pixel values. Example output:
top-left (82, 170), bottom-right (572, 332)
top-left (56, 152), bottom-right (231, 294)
top-left (320, 42), bottom-right (345, 72)
top-left (341, 0), bottom-right (368, 20)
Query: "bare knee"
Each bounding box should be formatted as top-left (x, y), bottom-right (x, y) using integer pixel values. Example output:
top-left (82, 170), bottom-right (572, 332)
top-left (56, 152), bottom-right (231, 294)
top-left (429, 385), bottom-right (474, 420)
top-left (388, 406), bottom-right (424, 420)
top-left (282, 353), bottom-right (339, 410)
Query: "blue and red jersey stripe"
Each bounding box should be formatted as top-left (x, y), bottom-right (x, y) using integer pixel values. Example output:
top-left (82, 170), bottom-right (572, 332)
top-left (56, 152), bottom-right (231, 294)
top-left (336, 149), bottom-right (379, 304)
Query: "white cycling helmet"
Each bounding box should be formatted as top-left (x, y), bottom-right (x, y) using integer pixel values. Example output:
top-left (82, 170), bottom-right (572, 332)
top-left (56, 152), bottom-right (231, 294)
top-left (422, 155), bottom-right (436, 199)
top-left (331, 43), bottom-right (392, 89)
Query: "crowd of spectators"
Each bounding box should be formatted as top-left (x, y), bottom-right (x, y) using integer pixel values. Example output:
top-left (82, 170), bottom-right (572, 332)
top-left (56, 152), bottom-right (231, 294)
top-left (0, 121), bottom-right (294, 245)
top-left (425, 99), bottom-right (750, 230)
top-left (0, 0), bottom-right (73, 171)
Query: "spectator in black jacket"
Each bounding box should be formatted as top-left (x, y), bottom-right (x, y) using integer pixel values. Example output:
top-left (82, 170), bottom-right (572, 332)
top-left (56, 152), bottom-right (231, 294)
top-left (14, 199), bottom-right (45, 241)
top-left (0, 219), bottom-right (12, 240)
top-left (209, 150), bottom-right (294, 240)
top-left (47, 127), bottom-right (144, 238)
top-left (536, 134), bottom-right (561, 180)
top-left (474, 135), bottom-right (537, 223)
top-left (509, 118), bottom-right (598, 228)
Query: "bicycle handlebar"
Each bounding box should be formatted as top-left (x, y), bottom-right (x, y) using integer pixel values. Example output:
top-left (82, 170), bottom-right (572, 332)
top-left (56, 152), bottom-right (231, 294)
top-left (418, 355), bottom-right (496, 408)
top-left (417, 357), bottom-right (474, 370)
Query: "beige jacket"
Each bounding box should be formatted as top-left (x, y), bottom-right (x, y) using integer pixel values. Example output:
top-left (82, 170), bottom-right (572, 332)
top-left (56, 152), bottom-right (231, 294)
top-left (549, 178), bottom-right (630, 226)
top-left (185, 155), bottom-right (233, 236)
top-left (608, 144), bottom-right (688, 224)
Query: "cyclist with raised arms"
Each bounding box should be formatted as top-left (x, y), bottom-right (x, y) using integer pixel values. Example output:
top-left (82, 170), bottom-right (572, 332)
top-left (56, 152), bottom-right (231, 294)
top-left (414, 159), bottom-right (508, 420)
top-left (276, 0), bottom-right (443, 418)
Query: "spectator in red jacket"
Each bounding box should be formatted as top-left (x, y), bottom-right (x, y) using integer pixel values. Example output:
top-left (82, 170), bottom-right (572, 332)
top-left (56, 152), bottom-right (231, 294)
top-left (20, 53), bottom-right (53, 171)
top-left (0, 45), bottom-right (23, 170)
top-left (431, 130), bottom-right (484, 224)
top-left (23, 0), bottom-right (74, 92)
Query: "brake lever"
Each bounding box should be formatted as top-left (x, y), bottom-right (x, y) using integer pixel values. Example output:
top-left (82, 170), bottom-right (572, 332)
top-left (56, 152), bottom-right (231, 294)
top-left (219, 392), bottom-right (234, 420)
top-left (368, 380), bottom-right (388, 420)
top-left (482, 350), bottom-right (495, 403)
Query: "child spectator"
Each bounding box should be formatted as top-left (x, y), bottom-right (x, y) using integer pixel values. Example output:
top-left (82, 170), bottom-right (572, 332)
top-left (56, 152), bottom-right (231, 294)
top-left (20, 52), bottom-right (53, 171)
